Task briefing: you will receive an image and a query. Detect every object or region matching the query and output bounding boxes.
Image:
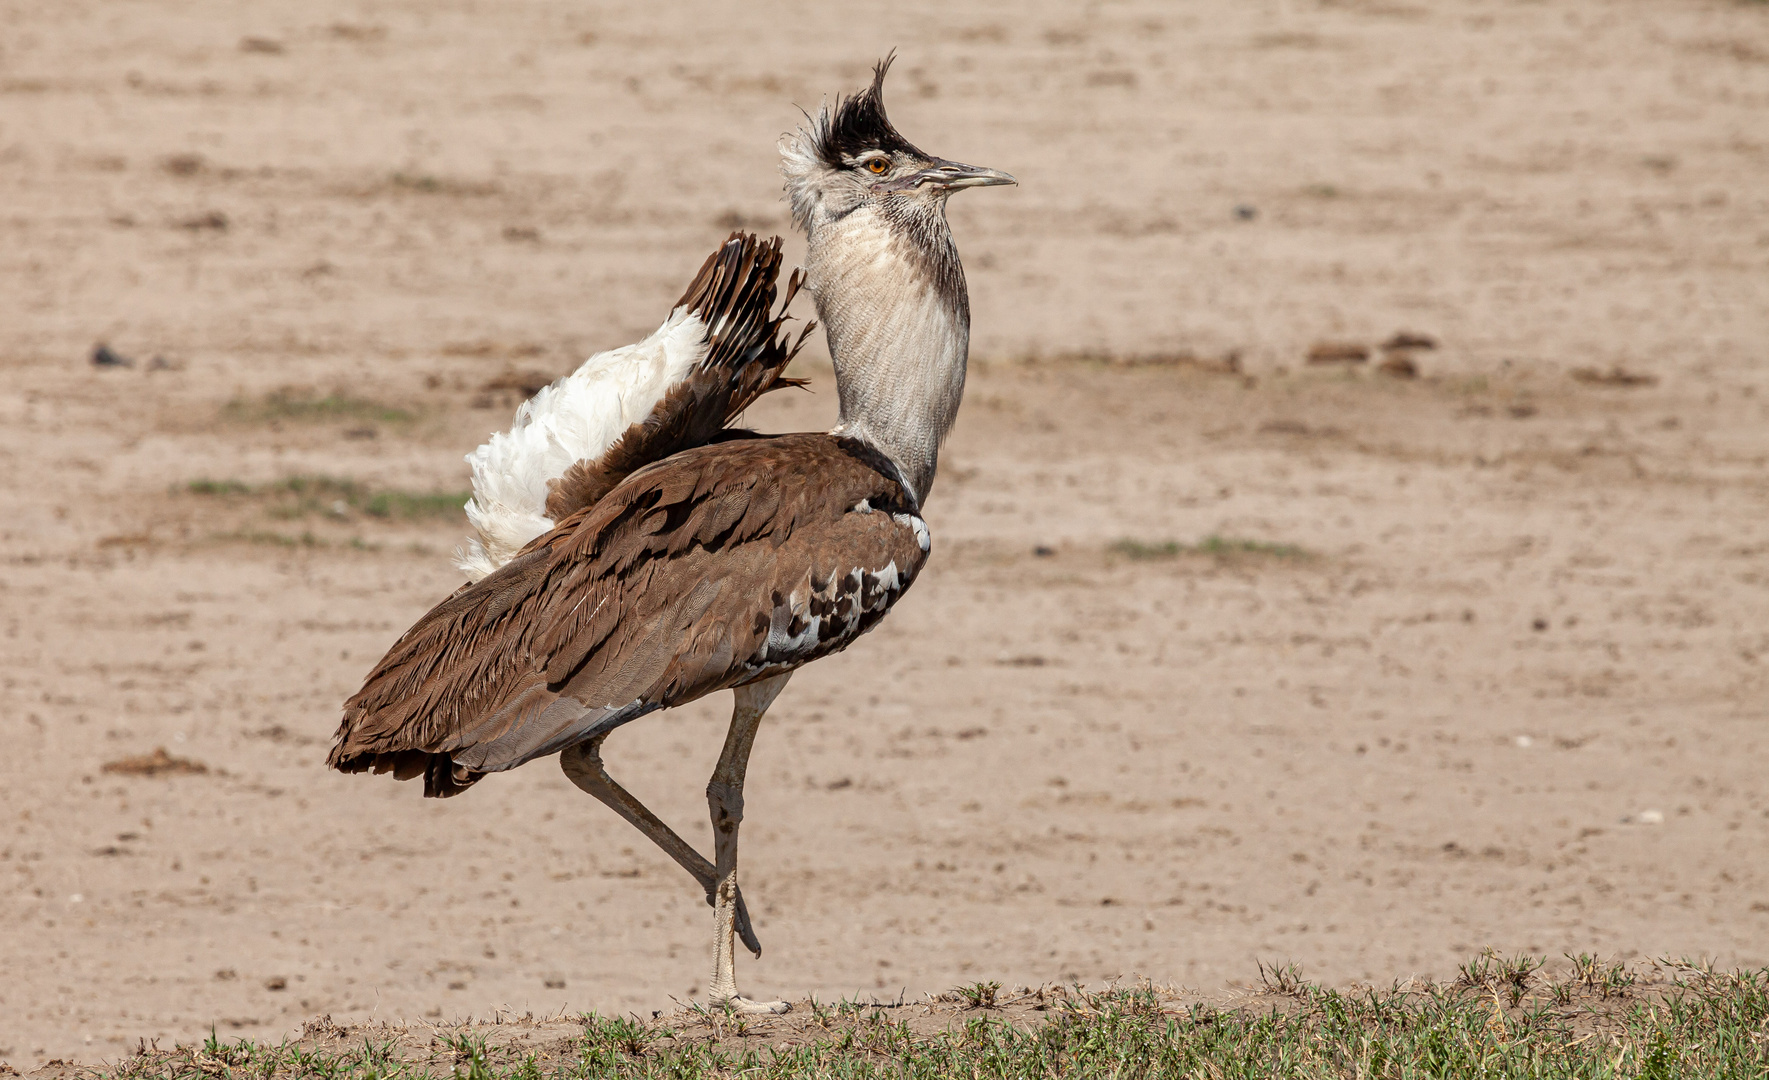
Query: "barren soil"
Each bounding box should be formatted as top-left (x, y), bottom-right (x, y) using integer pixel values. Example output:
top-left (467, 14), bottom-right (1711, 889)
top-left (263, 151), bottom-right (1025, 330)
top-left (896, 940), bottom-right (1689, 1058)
top-left (2, 0), bottom-right (1768, 1066)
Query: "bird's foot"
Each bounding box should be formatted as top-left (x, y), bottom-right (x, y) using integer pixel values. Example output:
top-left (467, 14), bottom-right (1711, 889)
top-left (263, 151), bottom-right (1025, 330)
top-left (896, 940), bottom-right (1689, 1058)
top-left (709, 994), bottom-right (790, 1016)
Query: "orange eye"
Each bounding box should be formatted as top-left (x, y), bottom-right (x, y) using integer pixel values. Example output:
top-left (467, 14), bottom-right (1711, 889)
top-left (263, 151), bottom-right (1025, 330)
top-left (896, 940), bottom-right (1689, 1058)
top-left (864, 158), bottom-right (889, 175)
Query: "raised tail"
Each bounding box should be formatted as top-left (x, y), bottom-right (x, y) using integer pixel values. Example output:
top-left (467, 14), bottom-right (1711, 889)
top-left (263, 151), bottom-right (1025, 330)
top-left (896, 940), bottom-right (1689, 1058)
top-left (456, 232), bottom-right (812, 580)
top-left (542, 233), bottom-right (812, 522)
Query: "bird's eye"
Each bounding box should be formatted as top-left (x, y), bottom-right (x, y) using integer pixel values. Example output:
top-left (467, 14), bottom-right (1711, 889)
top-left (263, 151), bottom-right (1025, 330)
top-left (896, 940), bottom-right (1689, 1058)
top-left (864, 158), bottom-right (890, 175)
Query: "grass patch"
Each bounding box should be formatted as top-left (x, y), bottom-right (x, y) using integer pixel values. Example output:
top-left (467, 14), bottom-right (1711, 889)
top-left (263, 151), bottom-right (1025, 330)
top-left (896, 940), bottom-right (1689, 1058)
top-left (222, 390), bottom-right (414, 426)
top-left (211, 528), bottom-right (325, 547)
top-left (359, 489), bottom-right (471, 519)
top-left (99, 961), bottom-right (1769, 1079)
top-left (211, 530), bottom-right (383, 555)
top-left (1110, 535), bottom-right (1310, 561)
top-left (390, 172), bottom-right (500, 197)
top-left (184, 476), bottom-right (469, 522)
top-left (185, 479), bottom-right (252, 496)
top-left (207, 529), bottom-right (377, 551)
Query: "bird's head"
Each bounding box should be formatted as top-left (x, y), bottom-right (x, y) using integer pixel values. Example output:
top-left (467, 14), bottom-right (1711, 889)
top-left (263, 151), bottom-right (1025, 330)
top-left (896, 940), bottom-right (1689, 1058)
top-left (781, 55), bottom-right (1016, 235)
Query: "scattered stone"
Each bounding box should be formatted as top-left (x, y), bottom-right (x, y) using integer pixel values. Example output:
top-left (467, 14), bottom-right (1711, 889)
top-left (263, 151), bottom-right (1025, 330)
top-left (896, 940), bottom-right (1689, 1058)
top-left (161, 153), bottom-right (205, 176)
top-left (101, 747), bottom-right (208, 778)
top-left (180, 210), bottom-right (229, 231)
top-left (1234, 204), bottom-right (1258, 221)
top-left (1571, 366), bottom-right (1657, 388)
top-left (92, 343), bottom-right (133, 368)
top-left (327, 23), bottom-right (387, 42)
top-left (264, 975), bottom-right (288, 991)
top-left (1377, 354), bottom-right (1418, 379)
top-left (240, 37), bottom-right (285, 54)
top-left (1306, 342), bottom-right (1368, 365)
top-left (1381, 331), bottom-right (1437, 351)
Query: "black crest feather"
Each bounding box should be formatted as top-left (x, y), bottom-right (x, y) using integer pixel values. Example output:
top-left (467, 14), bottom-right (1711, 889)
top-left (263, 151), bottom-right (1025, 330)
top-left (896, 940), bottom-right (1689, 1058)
top-left (817, 54), bottom-right (925, 167)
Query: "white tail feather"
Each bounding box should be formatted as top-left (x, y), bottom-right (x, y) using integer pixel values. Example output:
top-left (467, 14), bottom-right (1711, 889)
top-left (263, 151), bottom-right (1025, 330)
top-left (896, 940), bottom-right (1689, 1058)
top-left (454, 308), bottom-right (711, 581)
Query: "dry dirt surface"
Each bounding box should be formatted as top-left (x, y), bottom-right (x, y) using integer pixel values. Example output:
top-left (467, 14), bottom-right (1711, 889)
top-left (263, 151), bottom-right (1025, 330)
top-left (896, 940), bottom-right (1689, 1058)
top-left (2, 0), bottom-right (1768, 1066)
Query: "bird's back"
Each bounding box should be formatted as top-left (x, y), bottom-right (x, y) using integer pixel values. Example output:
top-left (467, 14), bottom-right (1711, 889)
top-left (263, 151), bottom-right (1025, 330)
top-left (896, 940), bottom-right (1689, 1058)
top-left (330, 432), bottom-right (929, 796)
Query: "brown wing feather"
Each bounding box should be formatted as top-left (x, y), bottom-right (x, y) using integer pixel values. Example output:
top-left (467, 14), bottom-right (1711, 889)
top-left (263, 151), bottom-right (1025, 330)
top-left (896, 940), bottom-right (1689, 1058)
top-left (329, 434), bottom-right (925, 797)
top-left (542, 233), bottom-right (814, 521)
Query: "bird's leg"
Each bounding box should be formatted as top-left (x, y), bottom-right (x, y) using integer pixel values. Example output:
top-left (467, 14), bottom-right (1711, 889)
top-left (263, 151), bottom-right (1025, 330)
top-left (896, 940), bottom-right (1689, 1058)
top-left (706, 673), bottom-right (792, 1014)
top-left (559, 736), bottom-right (762, 957)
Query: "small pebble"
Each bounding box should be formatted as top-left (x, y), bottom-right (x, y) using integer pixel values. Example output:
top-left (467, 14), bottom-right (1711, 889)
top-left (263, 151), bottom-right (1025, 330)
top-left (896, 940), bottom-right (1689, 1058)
top-left (92, 343), bottom-right (133, 368)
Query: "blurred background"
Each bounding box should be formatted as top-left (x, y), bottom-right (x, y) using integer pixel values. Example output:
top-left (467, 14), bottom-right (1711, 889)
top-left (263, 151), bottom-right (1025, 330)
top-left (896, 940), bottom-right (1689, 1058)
top-left (1, 0), bottom-right (1766, 1065)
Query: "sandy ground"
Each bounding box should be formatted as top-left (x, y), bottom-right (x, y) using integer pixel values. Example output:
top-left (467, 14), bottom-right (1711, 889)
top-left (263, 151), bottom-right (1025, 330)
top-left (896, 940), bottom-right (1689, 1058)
top-left (2, 0), bottom-right (1768, 1065)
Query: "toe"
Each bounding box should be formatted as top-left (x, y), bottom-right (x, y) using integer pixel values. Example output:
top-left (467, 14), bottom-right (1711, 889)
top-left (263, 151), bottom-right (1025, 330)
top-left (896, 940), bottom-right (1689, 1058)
top-left (716, 995), bottom-right (791, 1015)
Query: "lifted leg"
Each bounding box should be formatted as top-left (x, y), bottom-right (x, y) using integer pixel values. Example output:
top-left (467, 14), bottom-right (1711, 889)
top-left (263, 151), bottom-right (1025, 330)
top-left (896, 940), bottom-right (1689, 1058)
top-left (560, 736), bottom-right (762, 957)
top-left (706, 673), bottom-right (791, 1014)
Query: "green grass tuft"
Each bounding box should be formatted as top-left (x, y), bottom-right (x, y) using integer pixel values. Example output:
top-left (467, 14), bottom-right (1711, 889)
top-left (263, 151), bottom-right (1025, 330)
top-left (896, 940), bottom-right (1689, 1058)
top-left (1110, 535), bottom-right (1310, 561)
top-left (360, 490), bottom-right (472, 520)
top-left (208, 529), bottom-right (325, 548)
top-left (222, 391), bottom-right (414, 426)
top-left (206, 530), bottom-right (380, 551)
top-left (185, 476), bottom-right (468, 522)
top-left (954, 980), bottom-right (1002, 1009)
top-left (184, 479), bottom-right (252, 496)
top-left (390, 172), bottom-right (499, 197)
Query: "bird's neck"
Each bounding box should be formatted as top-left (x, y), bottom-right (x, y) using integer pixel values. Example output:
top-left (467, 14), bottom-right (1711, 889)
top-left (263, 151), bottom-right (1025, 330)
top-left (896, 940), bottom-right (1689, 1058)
top-left (806, 203), bottom-right (969, 504)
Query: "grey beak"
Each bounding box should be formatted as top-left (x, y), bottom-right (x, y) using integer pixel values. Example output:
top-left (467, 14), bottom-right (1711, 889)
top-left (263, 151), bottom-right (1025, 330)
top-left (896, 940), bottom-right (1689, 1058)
top-left (915, 160), bottom-right (1018, 190)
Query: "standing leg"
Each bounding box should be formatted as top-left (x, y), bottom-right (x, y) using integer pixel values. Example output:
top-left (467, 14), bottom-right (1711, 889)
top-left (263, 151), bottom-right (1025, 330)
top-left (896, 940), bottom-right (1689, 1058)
top-left (560, 738), bottom-right (763, 957)
top-left (706, 672), bottom-right (791, 1013)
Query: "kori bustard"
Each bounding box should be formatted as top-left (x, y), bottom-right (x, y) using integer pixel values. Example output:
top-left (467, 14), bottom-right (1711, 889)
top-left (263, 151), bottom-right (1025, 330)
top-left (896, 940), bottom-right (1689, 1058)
top-left (328, 58), bottom-right (1014, 1012)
